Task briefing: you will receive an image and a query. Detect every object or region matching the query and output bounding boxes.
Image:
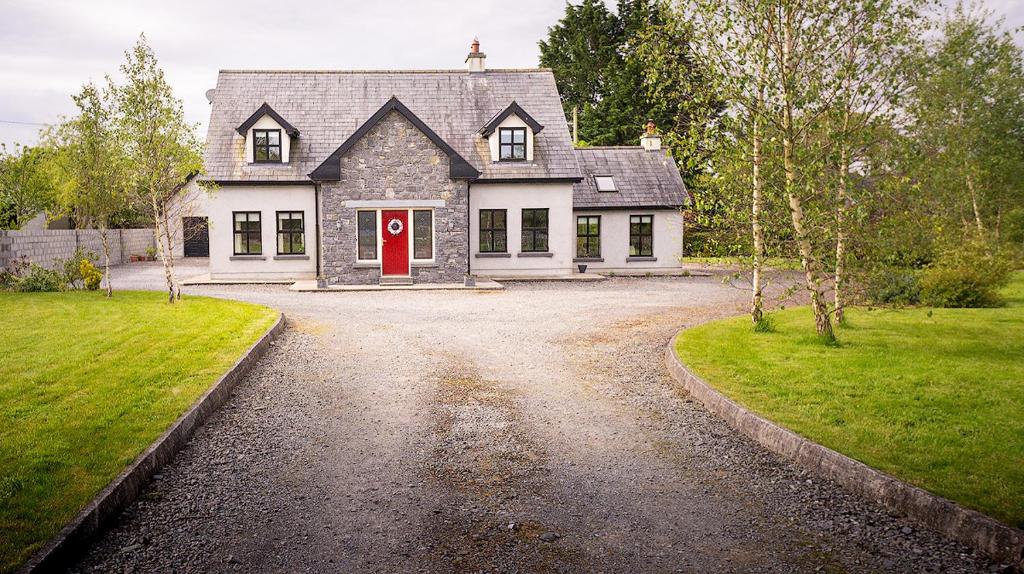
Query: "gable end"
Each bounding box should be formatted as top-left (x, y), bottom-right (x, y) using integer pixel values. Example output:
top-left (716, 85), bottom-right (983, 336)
top-left (309, 96), bottom-right (480, 182)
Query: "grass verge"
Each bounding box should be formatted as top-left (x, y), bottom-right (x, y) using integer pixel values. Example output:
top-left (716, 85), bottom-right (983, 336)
top-left (0, 291), bottom-right (278, 573)
top-left (675, 273), bottom-right (1024, 528)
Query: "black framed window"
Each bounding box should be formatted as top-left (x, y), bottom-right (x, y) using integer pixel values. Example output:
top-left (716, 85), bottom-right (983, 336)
top-left (276, 211), bottom-right (304, 255)
top-left (357, 211), bottom-right (377, 260)
top-left (521, 208), bottom-right (548, 252)
top-left (577, 215), bottom-right (601, 258)
top-left (498, 128), bottom-right (526, 161)
top-left (233, 211), bottom-right (261, 255)
top-left (629, 215), bottom-right (654, 256)
top-left (253, 129), bottom-right (282, 163)
top-left (413, 210), bottom-right (433, 260)
top-left (479, 209), bottom-right (507, 253)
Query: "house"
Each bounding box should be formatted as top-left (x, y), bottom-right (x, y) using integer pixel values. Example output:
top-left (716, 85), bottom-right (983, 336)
top-left (176, 41), bottom-right (689, 284)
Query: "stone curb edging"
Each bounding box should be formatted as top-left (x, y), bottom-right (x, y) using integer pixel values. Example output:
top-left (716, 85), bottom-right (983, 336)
top-left (19, 312), bottom-right (287, 574)
top-left (664, 336), bottom-right (1024, 568)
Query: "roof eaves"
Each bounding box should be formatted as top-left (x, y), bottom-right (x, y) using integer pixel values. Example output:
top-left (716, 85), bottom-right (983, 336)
top-left (479, 101), bottom-right (545, 137)
top-left (235, 102), bottom-right (300, 137)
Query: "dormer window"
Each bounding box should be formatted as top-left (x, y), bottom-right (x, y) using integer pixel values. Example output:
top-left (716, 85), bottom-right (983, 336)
top-left (253, 129), bottom-right (282, 163)
top-left (595, 175), bottom-right (617, 192)
top-left (499, 128), bottom-right (527, 161)
top-left (236, 103), bottom-right (299, 165)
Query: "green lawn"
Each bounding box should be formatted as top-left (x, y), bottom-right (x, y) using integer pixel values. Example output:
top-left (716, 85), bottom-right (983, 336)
top-left (675, 273), bottom-right (1024, 528)
top-left (679, 256), bottom-right (803, 270)
top-left (0, 291), bottom-right (278, 573)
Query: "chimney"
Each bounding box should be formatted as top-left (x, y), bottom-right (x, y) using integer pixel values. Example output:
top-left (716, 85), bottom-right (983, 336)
top-left (466, 37), bottom-right (486, 73)
top-left (640, 120), bottom-right (661, 151)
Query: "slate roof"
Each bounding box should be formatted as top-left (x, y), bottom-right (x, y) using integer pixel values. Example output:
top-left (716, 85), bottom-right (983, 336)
top-left (572, 146), bottom-right (689, 209)
top-left (203, 69), bottom-right (581, 182)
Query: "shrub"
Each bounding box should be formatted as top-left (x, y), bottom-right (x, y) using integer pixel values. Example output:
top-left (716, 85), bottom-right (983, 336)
top-left (17, 264), bottom-right (65, 292)
top-left (0, 257), bottom-right (30, 291)
top-left (864, 267), bottom-right (921, 307)
top-left (61, 248), bottom-right (97, 289)
top-left (919, 238), bottom-right (1015, 308)
top-left (79, 259), bottom-right (102, 291)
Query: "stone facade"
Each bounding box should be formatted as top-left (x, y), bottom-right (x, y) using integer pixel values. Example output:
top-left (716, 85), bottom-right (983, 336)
top-left (0, 228), bottom-right (156, 270)
top-left (321, 111), bottom-right (469, 284)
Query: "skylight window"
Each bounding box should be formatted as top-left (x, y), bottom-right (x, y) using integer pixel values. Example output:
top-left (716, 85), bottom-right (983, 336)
top-left (595, 176), bottom-right (617, 192)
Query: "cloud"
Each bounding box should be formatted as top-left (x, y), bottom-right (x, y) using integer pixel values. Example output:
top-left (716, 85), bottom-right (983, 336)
top-left (1, 0), bottom-right (1021, 149)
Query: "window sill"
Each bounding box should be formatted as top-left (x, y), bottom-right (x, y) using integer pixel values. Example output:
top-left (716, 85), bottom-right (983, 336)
top-left (517, 252), bottom-right (553, 258)
top-left (411, 261), bottom-right (438, 268)
top-left (230, 255), bottom-right (265, 261)
top-left (573, 257), bottom-right (604, 263)
top-left (475, 252), bottom-right (511, 258)
top-left (626, 256), bottom-right (657, 262)
top-left (273, 254), bottom-right (309, 260)
top-left (353, 262), bottom-right (379, 269)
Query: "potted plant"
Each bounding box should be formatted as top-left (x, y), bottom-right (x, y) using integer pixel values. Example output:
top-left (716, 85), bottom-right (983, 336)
top-left (464, 273), bottom-right (476, 287)
top-left (145, 247), bottom-right (158, 261)
top-left (577, 264), bottom-right (588, 274)
top-left (316, 275), bottom-right (328, 289)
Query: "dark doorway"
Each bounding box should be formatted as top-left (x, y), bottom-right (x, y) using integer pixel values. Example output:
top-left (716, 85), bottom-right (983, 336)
top-left (183, 217), bottom-right (209, 257)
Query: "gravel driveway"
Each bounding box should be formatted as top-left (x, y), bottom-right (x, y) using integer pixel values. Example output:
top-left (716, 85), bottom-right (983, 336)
top-left (69, 264), bottom-right (994, 573)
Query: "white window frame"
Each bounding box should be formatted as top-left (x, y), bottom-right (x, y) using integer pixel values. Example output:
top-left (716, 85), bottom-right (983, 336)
top-left (354, 208), bottom-right (435, 264)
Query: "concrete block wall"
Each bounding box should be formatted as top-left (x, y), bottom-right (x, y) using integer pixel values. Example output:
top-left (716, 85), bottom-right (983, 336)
top-left (0, 228), bottom-right (156, 270)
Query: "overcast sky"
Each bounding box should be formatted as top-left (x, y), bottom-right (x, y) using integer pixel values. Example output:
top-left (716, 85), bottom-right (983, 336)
top-left (1, 0), bottom-right (1022, 149)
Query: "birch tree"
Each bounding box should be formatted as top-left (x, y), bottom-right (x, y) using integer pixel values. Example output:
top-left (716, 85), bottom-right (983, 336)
top-left (689, 0), bottom-right (776, 324)
top-left (824, 0), bottom-right (924, 322)
top-left (112, 35), bottom-right (203, 303)
top-left (54, 82), bottom-right (128, 297)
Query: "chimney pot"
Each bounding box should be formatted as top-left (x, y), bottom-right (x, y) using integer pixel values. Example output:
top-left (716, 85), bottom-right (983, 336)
top-left (640, 120), bottom-right (662, 151)
top-left (466, 37), bottom-right (486, 72)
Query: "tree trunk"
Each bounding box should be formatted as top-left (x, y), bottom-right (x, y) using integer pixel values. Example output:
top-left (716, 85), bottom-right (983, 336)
top-left (780, 9), bottom-right (834, 341)
top-left (834, 145), bottom-right (849, 324)
top-left (151, 193), bottom-right (176, 304)
top-left (161, 206), bottom-right (180, 300)
top-left (100, 226), bottom-right (112, 298)
top-left (966, 171), bottom-right (984, 233)
top-left (750, 91), bottom-right (766, 325)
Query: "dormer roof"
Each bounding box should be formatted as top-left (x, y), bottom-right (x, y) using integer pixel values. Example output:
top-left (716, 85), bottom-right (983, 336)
top-left (235, 102), bottom-right (300, 137)
top-left (479, 101), bottom-right (544, 137)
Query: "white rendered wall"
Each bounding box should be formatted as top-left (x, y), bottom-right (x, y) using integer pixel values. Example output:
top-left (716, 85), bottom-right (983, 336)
top-left (166, 179), bottom-right (212, 259)
top-left (208, 185), bottom-right (316, 280)
top-left (571, 209), bottom-right (684, 272)
top-left (469, 182), bottom-right (574, 277)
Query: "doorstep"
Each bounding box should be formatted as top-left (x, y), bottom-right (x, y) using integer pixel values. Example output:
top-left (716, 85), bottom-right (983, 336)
top-left (289, 279), bottom-right (505, 292)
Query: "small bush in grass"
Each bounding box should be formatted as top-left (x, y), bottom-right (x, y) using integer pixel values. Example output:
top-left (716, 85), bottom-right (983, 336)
top-left (919, 238), bottom-right (1014, 308)
top-left (753, 314), bottom-right (776, 333)
top-left (79, 259), bottom-right (102, 291)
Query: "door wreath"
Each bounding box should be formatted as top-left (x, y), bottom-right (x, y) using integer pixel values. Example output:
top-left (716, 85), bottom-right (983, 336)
top-left (387, 218), bottom-right (404, 236)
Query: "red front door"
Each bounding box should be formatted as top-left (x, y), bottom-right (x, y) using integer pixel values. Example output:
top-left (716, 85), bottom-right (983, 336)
top-left (381, 210), bottom-right (409, 276)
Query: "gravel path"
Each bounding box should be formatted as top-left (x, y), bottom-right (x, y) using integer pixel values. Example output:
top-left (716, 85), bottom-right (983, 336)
top-left (68, 271), bottom-right (996, 573)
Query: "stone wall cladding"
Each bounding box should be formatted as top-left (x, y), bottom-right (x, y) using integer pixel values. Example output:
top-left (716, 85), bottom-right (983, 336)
top-left (321, 111), bottom-right (469, 285)
top-left (0, 228), bottom-right (156, 270)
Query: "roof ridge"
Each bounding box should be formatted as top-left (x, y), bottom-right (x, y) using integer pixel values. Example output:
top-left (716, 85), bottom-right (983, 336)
top-left (218, 68), bottom-right (551, 74)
